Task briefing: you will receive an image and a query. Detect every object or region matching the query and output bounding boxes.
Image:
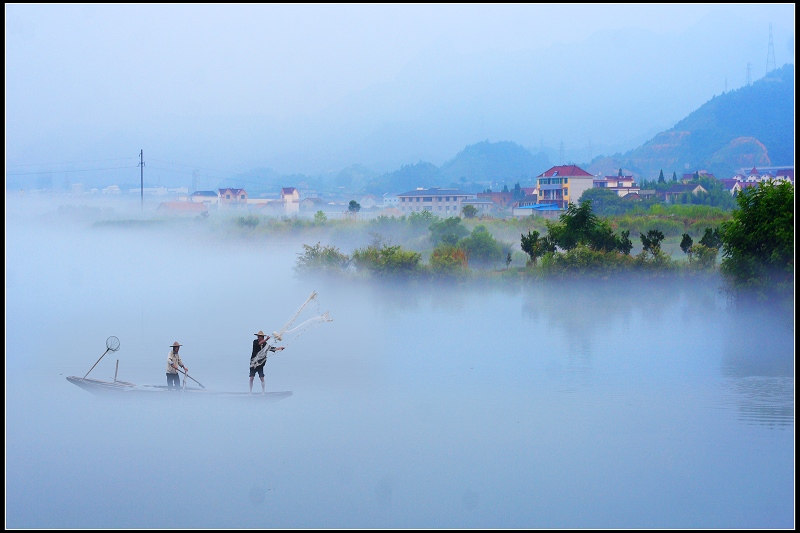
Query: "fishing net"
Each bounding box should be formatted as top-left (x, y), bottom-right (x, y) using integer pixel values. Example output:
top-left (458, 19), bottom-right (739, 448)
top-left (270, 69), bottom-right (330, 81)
top-left (251, 291), bottom-right (332, 368)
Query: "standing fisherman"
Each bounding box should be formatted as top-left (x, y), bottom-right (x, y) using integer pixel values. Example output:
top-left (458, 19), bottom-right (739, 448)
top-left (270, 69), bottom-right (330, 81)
top-left (250, 331), bottom-right (284, 394)
top-left (166, 342), bottom-right (188, 391)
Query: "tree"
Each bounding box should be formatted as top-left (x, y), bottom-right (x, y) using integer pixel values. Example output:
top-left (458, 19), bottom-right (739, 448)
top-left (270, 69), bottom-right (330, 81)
top-left (313, 210), bottom-right (327, 224)
top-left (672, 171), bottom-right (678, 182)
top-left (521, 230), bottom-right (545, 265)
top-left (429, 217), bottom-right (469, 247)
top-left (699, 227), bottom-right (721, 249)
top-left (658, 169), bottom-right (665, 183)
top-left (640, 229), bottom-right (665, 253)
top-left (502, 184), bottom-right (509, 193)
top-left (348, 200), bottom-right (361, 213)
top-left (429, 244), bottom-right (468, 277)
top-left (720, 181), bottom-right (794, 291)
top-left (462, 204), bottom-right (478, 218)
top-left (458, 225), bottom-right (504, 268)
top-left (680, 233), bottom-right (694, 255)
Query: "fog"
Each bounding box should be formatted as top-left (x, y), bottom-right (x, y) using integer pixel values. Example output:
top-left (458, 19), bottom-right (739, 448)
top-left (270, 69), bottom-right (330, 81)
top-left (5, 197), bottom-right (794, 528)
top-left (5, 4), bottom-right (795, 180)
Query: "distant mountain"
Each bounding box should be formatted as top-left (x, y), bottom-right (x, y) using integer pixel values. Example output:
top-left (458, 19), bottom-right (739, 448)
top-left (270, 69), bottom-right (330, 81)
top-left (588, 64), bottom-right (794, 180)
top-left (362, 141), bottom-right (551, 194)
top-left (439, 141), bottom-right (550, 186)
top-left (363, 162), bottom-right (443, 195)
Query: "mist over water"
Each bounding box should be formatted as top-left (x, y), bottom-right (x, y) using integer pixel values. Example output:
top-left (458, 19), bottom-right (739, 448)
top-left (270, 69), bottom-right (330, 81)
top-left (6, 199), bottom-right (794, 528)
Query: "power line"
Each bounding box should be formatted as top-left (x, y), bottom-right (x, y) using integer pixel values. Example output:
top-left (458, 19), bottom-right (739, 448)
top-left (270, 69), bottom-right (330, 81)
top-left (6, 165), bottom-right (138, 176)
top-left (5, 157), bottom-right (136, 168)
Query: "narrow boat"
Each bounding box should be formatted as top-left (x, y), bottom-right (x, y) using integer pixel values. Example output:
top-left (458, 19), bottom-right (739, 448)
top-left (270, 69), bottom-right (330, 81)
top-left (67, 336), bottom-right (292, 401)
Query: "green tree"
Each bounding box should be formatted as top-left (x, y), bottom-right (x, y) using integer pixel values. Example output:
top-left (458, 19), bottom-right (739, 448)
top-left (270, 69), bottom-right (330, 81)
top-left (428, 244), bottom-right (468, 278)
top-left (680, 233), bottom-right (694, 255)
top-left (313, 210), bottom-right (327, 224)
top-left (458, 225), bottom-right (504, 268)
top-left (351, 244), bottom-right (421, 277)
top-left (348, 200), bottom-right (361, 213)
top-left (429, 216), bottom-right (469, 246)
top-left (720, 181), bottom-right (794, 291)
top-left (294, 242), bottom-right (350, 274)
top-left (699, 227), bottom-right (721, 249)
top-left (462, 204), bottom-right (479, 218)
top-left (672, 171), bottom-right (678, 182)
top-left (640, 229), bottom-right (665, 253)
top-left (521, 230), bottom-right (545, 265)
top-left (658, 169), bottom-right (665, 183)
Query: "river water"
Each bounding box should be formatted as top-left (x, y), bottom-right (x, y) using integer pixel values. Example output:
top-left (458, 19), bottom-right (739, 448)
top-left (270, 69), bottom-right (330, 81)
top-left (5, 202), bottom-right (794, 528)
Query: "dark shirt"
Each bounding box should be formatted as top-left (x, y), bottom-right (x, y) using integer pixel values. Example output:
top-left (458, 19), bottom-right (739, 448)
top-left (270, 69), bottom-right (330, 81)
top-left (251, 338), bottom-right (276, 366)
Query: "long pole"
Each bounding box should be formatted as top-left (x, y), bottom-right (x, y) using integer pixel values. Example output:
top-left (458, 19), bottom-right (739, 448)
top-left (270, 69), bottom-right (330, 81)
top-left (140, 149), bottom-right (144, 214)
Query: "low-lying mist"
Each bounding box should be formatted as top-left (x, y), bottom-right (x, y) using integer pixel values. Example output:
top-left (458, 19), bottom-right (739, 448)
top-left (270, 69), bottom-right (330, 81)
top-left (6, 198), bottom-right (794, 528)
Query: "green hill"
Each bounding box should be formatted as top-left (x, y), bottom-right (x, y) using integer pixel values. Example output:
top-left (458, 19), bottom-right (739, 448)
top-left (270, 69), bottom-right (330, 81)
top-left (589, 64), bottom-right (794, 180)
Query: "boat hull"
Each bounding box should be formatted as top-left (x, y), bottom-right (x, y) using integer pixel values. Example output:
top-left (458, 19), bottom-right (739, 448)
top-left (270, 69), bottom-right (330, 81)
top-left (67, 376), bottom-right (292, 401)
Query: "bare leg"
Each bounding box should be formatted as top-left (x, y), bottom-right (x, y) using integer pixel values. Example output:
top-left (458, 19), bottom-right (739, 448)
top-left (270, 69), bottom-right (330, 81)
top-left (249, 377), bottom-right (254, 394)
top-left (260, 376), bottom-right (266, 394)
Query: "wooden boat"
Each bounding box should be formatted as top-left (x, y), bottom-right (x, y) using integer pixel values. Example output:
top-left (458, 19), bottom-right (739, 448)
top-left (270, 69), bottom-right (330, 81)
top-left (66, 375), bottom-right (292, 401)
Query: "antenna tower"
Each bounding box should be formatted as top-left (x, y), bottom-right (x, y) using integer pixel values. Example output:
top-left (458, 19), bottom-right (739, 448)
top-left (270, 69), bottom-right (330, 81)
top-left (766, 23), bottom-right (776, 74)
top-left (746, 63), bottom-right (752, 86)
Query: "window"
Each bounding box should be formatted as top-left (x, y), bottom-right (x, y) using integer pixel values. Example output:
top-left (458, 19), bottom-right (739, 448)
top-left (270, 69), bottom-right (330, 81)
top-left (424, 197), bottom-right (432, 202)
top-left (226, 195), bottom-right (231, 199)
top-left (240, 195), bottom-right (245, 200)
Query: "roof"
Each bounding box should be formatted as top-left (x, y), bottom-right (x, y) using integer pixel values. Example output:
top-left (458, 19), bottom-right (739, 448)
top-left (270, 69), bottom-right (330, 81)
top-left (538, 165), bottom-right (593, 178)
top-left (517, 203), bottom-right (561, 211)
top-left (190, 190), bottom-right (219, 197)
top-left (281, 187), bottom-right (298, 194)
top-left (219, 188), bottom-right (246, 195)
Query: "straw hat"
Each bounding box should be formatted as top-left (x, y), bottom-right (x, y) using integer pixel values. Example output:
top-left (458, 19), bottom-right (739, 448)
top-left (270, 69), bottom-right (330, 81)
top-left (254, 330), bottom-right (268, 337)
top-left (171, 341), bottom-right (182, 348)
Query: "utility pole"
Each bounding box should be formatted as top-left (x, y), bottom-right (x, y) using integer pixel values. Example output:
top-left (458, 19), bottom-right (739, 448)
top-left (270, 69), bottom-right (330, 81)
top-left (139, 149), bottom-right (144, 214)
top-left (746, 63), bottom-right (752, 86)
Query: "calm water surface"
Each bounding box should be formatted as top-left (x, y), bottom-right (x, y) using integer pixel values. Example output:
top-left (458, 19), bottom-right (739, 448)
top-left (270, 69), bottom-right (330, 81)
top-left (5, 206), bottom-right (794, 528)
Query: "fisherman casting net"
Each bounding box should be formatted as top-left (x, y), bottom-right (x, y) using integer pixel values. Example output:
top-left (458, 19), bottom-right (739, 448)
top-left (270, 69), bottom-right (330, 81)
top-left (251, 291), bottom-right (332, 368)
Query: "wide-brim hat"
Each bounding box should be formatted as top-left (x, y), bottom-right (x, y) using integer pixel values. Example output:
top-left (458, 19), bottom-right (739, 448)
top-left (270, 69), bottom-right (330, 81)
top-left (171, 341), bottom-right (182, 347)
top-left (254, 330), bottom-right (268, 337)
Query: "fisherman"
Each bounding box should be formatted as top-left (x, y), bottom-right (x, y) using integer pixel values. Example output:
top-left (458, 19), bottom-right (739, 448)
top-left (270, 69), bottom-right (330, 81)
top-left (250, 330), bottom-right (284, 394)
top-left (166, 341), bottom-right (188, 391)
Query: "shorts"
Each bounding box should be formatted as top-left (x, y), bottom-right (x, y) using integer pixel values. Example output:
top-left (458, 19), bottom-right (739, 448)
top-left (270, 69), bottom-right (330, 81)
top-left (249, 364), bottom-right (265, 378)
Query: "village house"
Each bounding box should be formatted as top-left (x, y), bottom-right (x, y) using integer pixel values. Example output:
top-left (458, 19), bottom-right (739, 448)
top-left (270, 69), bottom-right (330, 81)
top-left (593, 173), bottom-right (640, 197)
top-left (281, 187), bottom-right (300, 214)
top-left (536, 165), bottom-right (594, 209)
top-left (659, 183), bottom-right (708, 203)
top-left (396, 188), bottom-right (474, 215)
top-left (218, 188), bottom-right (248, 207)
top-left (189, 190), bottom-right (219, 207)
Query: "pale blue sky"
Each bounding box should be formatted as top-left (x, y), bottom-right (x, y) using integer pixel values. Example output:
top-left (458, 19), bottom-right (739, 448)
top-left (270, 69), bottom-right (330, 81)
top-left (5, 4), bottom-right (795, 182)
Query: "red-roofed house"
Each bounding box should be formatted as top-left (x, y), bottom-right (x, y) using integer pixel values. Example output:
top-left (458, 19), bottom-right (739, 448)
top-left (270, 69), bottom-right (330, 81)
top-left (536, 165), bottom-right (594, 209)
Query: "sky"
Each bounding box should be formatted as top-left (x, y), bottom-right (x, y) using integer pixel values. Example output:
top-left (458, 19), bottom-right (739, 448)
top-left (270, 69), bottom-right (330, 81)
top-left (5, 4), bottom-right (796, 186)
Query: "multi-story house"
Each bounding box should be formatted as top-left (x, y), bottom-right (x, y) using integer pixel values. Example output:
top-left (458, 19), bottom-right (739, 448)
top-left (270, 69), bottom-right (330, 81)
top-left (593, 174), bottom-right (640, 197)
top-left (218, 188), bottom-right (248, 207)
top-left (396, 188), bottom-right (474, 215)
top-left (536, 165), bottom-right (594, 209)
